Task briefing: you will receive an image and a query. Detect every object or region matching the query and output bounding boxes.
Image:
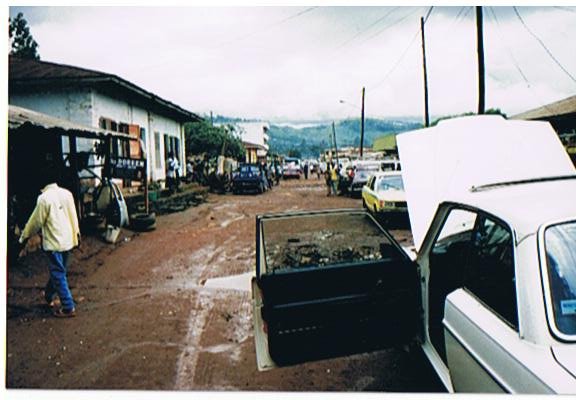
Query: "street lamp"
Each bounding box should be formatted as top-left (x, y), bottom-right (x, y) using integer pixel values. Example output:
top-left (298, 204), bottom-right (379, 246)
top-left (338, 87), bottom-right (365, 158)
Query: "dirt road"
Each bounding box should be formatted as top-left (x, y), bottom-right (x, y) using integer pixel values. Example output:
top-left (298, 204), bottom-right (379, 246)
top-left (6, 178), bottom-right (445, 392)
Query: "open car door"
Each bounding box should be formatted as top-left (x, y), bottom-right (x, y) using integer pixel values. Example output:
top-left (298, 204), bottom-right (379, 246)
top-left (252, 209), bottom-right (420, 371)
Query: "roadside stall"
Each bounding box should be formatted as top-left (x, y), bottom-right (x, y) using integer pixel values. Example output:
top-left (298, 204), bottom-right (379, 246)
top-left (8, 105), bottom-right (149, 250)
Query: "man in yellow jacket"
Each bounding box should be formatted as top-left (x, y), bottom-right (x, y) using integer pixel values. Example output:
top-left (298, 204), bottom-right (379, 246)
top-left (19, 176), bottom-right (80, 318)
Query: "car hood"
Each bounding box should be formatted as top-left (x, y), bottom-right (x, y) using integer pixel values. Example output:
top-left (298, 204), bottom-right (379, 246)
top-left (397, 115), bottom-right (575, 251)
top-left (552, 346), bottom-right (576, 379)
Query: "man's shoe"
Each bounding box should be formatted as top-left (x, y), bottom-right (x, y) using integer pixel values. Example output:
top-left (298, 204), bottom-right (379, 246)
top-left (53, 308), bottom-right (76, 318)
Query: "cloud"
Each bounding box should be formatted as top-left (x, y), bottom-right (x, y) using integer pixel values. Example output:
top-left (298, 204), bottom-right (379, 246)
top-left (9, 5), bottom-right (576, 120)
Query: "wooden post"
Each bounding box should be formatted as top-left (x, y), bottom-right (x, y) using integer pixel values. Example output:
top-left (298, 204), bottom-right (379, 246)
top-left (68, 135), bottom-right (82, 219)
top-left (360, 87), bottom-right (365, 158)
top-left (144, 157), bottom-right (149, 215)
top-left (476, 6), bottom-right (485, 114)
top-left (421, 16), bottom-right (430, 127)
top-left (332, 121), bottom-right (339, 168)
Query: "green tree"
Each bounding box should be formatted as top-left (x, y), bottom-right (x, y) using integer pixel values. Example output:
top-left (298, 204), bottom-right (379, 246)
top-left (287, 148), bottom-right (302, 158)
top-left (431, 108), bottom-right (506, 126)
top-left (184, 120), bottom-right (245, 160)
top-left (9, 12), bottom-right (40, 60)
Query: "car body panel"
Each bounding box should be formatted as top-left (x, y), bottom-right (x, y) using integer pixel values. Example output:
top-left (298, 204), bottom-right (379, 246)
top-left (252, 209), bottom-right (420, 370)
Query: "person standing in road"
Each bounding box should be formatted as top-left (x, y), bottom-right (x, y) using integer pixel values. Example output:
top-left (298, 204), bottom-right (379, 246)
top-left (303, 162), bottom-right (309, 180)
top-left (19, 171), bottom-right (80, 318)
top-left (330, 162), bottom-right (339, 195)
top-left (325, 162), bottom-right (333, 196)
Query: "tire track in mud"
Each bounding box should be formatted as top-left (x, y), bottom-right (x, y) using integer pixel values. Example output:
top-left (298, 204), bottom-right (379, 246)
top-left (173, 206), bottom-right (253, 389)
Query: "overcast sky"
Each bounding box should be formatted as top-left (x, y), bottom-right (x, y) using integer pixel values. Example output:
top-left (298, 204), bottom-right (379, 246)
top-left (8, 5), bottom-right (576, 122)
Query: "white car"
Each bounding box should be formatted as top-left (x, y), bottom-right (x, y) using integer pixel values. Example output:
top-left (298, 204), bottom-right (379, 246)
top-left (252, 115), bottom-right (576, 393)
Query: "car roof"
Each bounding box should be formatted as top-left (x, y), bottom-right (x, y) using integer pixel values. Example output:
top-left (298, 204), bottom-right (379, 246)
top-left (372, 171), bottom-right (402, 178)
top-left (449, 177), bottom-right (576, 238)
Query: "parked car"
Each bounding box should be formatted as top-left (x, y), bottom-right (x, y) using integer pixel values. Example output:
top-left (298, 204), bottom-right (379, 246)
top-left (251, 116), bottom-right (576, 393)
top-left (362, 171), bottom-right (407, 214)
top-left (348, 161), bottom-right (381, 196)
top-left (282, 157), bottom-right (302, 179)
top-left (381, 158), bottom-right (401, 171)
top-left (231, 163), bottom-right (268, 194)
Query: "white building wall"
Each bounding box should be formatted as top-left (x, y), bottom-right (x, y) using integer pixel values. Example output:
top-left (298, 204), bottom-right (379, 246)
top-left (237, 122), bottom-right (270, 150)
top-left (10, 89), bottom-right (94, 153)
top-left (91, 91), bottom-right (184, 181)
top-left (10, 88), bottom-right (187, 182)
top-left (10, 89), bottom-right (93, 126)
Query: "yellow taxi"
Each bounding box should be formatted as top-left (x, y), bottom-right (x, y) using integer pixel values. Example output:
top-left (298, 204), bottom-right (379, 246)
top-left (361, 171), bottom-right (407, 214)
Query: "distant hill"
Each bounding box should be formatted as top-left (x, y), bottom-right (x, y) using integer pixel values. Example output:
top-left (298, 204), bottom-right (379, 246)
top-left (268, 118), bottom-right (422, 158)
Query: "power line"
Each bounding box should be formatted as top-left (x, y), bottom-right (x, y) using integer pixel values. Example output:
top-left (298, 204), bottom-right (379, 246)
top-left (513, 6), bottom-right (576, 84)
top-left (488, 7), bottom-right (531, 86)
top-left (553, 6), bottom-right (576, 14)
top-left (368, 6), bottom-right (433, 92)
top-left (332, 7), bottom-right (400, 51)
top-left (216, 7), bottom-right (318, 48)
top-left (361, 6), bottom-right (423, 44)
top-left (489, 7), bottom-right (557, 115)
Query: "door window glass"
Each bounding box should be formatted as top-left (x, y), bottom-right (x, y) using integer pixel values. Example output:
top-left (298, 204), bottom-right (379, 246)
top-left (428, 208), bottom-right (517, 363)
top-left (544, 221), bottom-right (576, 338)
top-left (261, 211), bottom-right (403, 273)
top-left (464, 216), bottom-right (517, 329)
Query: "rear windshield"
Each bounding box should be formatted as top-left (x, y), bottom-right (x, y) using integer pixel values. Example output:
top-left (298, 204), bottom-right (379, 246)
top-left (240, 165), bottom-right (260, 174)
top-left (377, 175), bottom-right (404, 191)
top-left (261, 211), bottom-right (403, 273)
top-left (544, 221), bottom-right (576, 338)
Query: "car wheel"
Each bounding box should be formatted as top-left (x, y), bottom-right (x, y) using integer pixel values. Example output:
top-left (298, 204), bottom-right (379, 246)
top-left (129, 213), bottom-right (156, 231)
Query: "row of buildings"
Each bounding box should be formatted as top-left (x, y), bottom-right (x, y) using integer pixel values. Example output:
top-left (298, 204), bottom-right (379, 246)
top-left (8, 56), bottom-right (271, 184)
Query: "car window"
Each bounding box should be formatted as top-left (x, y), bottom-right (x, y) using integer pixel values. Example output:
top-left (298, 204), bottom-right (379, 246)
top-left (428, 208), bottom-right (517, 361)
top-left (464, 216), bottom-right (517, 329)
top-left (369, 177), bottom-right (376, 190)
top-left (261, 212), bottom-right (403, 273)
top-left (377, 175), bottom-right (404, 192)
top-left (544, 221), bottom-right (576, 338)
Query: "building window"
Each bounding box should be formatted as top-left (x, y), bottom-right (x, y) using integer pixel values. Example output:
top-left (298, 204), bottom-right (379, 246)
top-left (118, 123), bottom-right (129, 134)
top-left (154, 131), bottom-right (161, 169)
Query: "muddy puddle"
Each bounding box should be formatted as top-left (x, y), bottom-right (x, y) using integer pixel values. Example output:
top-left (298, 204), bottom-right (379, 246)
top-left (202, 272), bottom-right (253, 291)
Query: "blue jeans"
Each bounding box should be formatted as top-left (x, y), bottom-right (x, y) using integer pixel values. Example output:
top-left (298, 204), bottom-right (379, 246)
top-left (45, 251), bottom-right (75, 311)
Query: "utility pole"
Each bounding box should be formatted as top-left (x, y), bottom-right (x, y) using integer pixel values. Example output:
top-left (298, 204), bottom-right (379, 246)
top-left (210, 111), bottom-right (214, 126)
top-left (360, 87), bottom-right (365, 158)
top-left (420, 16), bottom-right (430, 127)
top-left (476, 6), bottom-right (485, 114)
top-left (332, 121), bottom-right (339, 167)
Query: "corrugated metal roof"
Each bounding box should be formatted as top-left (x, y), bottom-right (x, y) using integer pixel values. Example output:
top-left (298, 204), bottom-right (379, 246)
top-left (511, 95), bottom-right (576, 120)
top-left (9, 105), bottom-right (130, 139)
top-left (372, 134), bottom-right (397, 151)
top-left (9, 56), bottom-right (202, 123)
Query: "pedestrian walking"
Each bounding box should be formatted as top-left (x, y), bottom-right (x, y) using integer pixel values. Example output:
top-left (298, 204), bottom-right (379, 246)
top-left (303, 162), bottom-right (309, 180)
top-left (19, 171), bottom-right (80, 318)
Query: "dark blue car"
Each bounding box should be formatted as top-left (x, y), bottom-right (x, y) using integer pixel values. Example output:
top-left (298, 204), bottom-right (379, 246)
top-left (232, 163), bottom-right (269, 194)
